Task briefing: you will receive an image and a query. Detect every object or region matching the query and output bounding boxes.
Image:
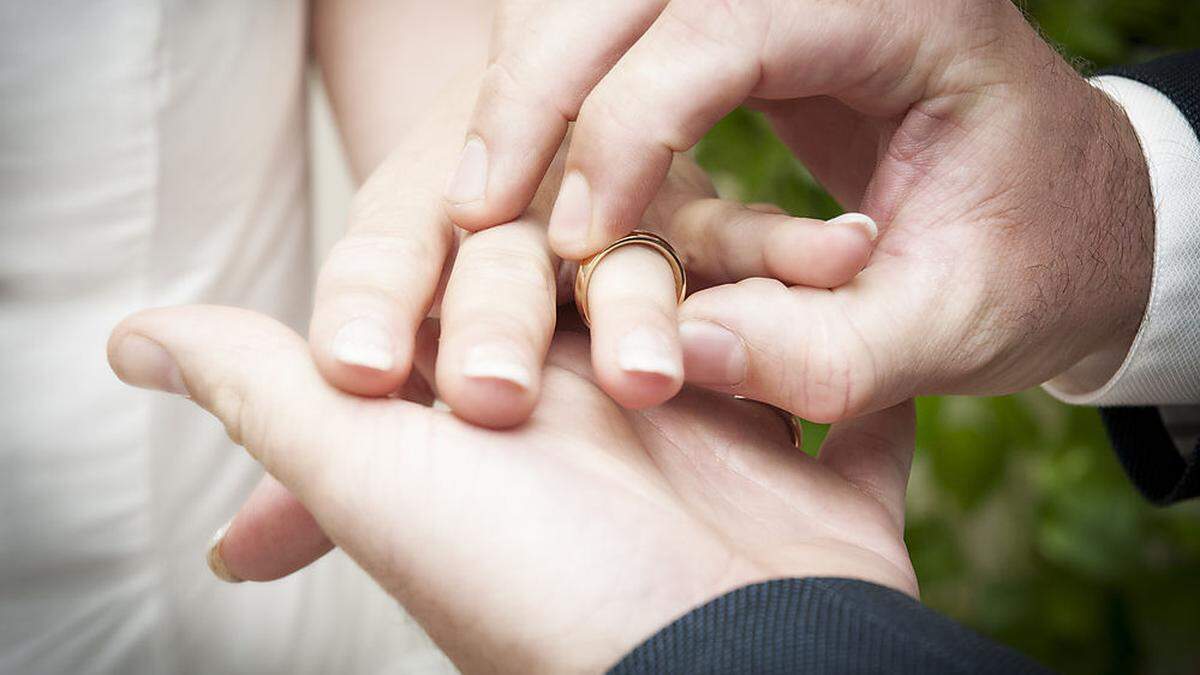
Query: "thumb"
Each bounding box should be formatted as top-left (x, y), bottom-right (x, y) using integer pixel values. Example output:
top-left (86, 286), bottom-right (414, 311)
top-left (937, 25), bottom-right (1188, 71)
top-left (676, 264), bottom-right (926, 423)
top-left (818, 401), bottom-right (917, 532)
top-left (201, 340), bottom-right (442, 584)
top-left (106, 305), bottom-right (420, 504)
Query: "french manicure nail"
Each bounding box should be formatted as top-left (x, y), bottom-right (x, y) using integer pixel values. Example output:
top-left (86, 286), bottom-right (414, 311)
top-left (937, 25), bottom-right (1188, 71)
top-left (617, 326), bottom-right (681, 379)
top-left (462, 344), bottom-right (532, 389)
top-left (679, 321), bottom-right (747, 386)
top-left (114, 334), bottom-right (188, 395)
top-left (826, 212), bottom-right (878, 241)
top-left (445, 136), bottom-right (488, 204)
top-left (548, 171), bottom-right (592, 251)
top-left (332, 317), bottom-right (395, 371)
top-left (206, 521), bottom-right (243, 584)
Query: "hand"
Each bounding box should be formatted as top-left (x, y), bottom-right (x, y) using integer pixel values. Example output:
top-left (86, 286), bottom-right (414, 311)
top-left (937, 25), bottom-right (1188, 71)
top-left (448, 0), bottom-right (1154, 421)
top-left (202, 85), bottom-right (878, 583)
top-left (311, 88), bottom-right (875, 426)
top-left (108, 306), bottom-right (917, 673)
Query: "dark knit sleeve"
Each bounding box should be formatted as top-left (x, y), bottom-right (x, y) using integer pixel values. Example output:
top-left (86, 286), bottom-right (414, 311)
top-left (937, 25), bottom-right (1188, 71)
top-left (608, 578), bottom-right (1049, 675)
top-left (1095, 50), bottom-right (1200, 505)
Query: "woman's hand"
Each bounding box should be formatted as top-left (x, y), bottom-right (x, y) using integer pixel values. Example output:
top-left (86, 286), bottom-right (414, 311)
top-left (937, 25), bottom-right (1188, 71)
top-left (108, 306), bottom-right (916, 674)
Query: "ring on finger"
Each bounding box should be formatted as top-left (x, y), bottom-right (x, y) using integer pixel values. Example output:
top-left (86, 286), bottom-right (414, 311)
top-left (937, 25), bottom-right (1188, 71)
top-left (573, 230), bottom-right (687, 327)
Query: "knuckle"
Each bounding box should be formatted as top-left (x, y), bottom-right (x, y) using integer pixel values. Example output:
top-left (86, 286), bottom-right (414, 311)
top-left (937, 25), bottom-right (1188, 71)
top-left (663, 0), bottom-right (766, 67)
top-left (482, 58), bottom-right (574, 122)
top-left (349, 183), bottom-right (441, 233)
top-left (466, 244), bottom-right (557, 298)
top-left (579, 90), bottom-right (667, 147)
top-left (207, 377), bottom-right (248, 448)
top-left (319, 232), bottom-right (443, 298)
top-left (782, 340), bottom-right (855, 424)
top-left (209, 372), bottom-right (308, 477)
top-left (468, 312), bottom-right (546, 349)
top-left (773, 296), bottom-right (871, 424)
top-left (666, 0), bottom-right (754, 46)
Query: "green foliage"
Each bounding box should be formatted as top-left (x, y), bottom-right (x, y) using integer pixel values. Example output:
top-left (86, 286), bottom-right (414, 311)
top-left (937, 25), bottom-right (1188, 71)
top-left (693, 4), bottom-right (1200, 672)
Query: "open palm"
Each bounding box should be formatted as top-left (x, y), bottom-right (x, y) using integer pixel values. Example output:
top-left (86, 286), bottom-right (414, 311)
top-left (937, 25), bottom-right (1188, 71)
top-left (109, 305), bottom-right (916, 673)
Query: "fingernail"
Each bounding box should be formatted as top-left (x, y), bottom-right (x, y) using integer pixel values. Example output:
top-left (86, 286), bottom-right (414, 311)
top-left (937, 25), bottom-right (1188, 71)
top-left (826, 212), bottom-right (878, 241)
top-left (679, 321), bottom-right (747, 386)
top-left (617, 326), bottom-right (681, 379)
top-left (445, 136), bottom-right (488, 204)
top-left (113, 334), bottom-right (188, 395)
top-left (206, 521), bottom-right (243, 584)
top-left (462, 343), bottom-right (532, 389)
top-left (548, 171), bottom-right (591, 252)
top-left (332, 317), bottom-right (395, 371)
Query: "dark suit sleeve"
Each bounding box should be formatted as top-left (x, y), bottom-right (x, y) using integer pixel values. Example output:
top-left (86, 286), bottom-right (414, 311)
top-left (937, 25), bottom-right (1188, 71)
top-left (1096, 50), bottom-right (1200, 505)
top-left (608, 578), bottom-right (1049, 675)
top-left (1100, 408), bottom-right (1200, 504)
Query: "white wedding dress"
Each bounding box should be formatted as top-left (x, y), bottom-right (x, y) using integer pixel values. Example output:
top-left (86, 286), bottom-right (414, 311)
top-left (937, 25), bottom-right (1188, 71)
top-left (0, 2), bottom-right (452, 673)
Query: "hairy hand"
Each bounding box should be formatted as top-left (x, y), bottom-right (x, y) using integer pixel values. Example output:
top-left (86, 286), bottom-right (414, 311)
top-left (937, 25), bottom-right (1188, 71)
top-left (448, 0), bottom-right (1154, 421)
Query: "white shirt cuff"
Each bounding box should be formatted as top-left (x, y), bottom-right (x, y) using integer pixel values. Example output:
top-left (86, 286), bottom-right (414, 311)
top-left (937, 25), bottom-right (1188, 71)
top-left (1043, 75), bottom-right (1200, 406)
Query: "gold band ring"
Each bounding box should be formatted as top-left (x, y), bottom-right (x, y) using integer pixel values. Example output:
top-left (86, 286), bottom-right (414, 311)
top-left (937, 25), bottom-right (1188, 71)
top-left (735, 396), bottom-right (803, 449)
top-left (573, 230), bottom-right (687, 327)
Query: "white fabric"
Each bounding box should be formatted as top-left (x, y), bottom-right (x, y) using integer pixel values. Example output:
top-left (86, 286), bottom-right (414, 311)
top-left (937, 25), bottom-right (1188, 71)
top-left (1044, 75), bottom-right (1200, 407)
top-left (0, 3), bottom-right (452, 674)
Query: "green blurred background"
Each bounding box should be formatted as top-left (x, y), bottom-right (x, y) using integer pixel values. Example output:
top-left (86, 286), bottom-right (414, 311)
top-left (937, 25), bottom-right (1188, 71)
top-left (693, 3), bottom-right (1200, 673)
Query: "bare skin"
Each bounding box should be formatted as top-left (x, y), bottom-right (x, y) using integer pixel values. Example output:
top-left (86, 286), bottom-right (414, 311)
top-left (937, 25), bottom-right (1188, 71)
top-left (108, 305), bottom-right (918, 674)
top-left (450, 0), bottom-right (1154, 421)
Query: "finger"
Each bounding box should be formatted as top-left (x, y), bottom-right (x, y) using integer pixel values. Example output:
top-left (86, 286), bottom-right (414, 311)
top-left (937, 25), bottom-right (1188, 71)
top-left (585, 244), bottom-right (683, 409)
top-left (435, 220), bottom-right (558, 428)
top-left (546, 1), bottom-right (766, 258)
top-left (677, 270), bottom-right (926, 423)
top-left (444, 0), bottom-right (665, 231)
top-left (107, 305), bottom-right (428, 501)
top-left (643, 158), bottom-right (870, 289)
top-left (819, 401), bottom-right (916, 531)
top-left (664, 200), bottom-right (878, 289)
top-left (208, 474), bottom-right (334, 583)
top-left (309, 141), bottom-right (456, 398)
top-left (548, 0), bottom-right (939, 259)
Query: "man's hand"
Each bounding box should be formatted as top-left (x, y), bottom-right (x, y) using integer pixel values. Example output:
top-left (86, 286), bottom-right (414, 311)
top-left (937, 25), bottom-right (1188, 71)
top-left (450, 0), bottom-right (1154, 422)
top-left (108, 306), bottom-right (917, 673)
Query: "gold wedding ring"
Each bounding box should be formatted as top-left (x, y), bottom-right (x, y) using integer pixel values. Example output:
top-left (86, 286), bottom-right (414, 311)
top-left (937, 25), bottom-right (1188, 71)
top-left (735, 396), bottom-right (803, 449)
top-left (573, 229), bottom-right (687, 327)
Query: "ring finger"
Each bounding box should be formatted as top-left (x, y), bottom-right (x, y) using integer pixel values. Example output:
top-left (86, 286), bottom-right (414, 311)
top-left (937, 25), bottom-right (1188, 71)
top-left (584, 243), bottom-right (684, 409)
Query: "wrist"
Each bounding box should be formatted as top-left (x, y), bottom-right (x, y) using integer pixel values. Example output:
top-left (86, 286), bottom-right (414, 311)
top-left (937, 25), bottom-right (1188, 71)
top-left (1046, 83), bottom-right (1155, 395)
